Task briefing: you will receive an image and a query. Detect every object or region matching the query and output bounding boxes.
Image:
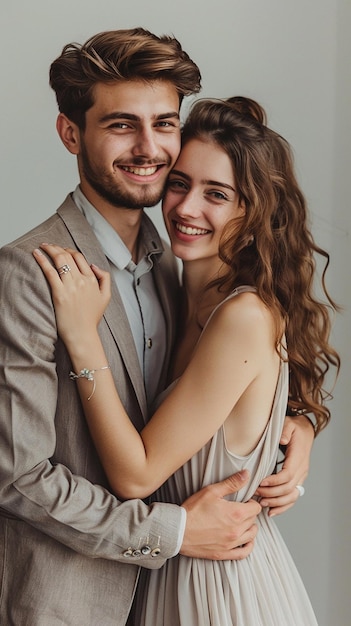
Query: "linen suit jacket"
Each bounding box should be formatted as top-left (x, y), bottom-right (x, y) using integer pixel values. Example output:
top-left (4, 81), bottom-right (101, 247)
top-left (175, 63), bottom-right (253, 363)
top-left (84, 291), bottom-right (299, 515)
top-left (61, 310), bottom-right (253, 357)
top-left (0, 194), bottom-right (183, 625)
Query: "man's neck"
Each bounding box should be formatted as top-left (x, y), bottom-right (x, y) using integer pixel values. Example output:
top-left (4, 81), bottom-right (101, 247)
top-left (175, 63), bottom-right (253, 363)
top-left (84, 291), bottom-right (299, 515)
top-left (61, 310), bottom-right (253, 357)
top-left (79, 184), bottom-right (144, 260)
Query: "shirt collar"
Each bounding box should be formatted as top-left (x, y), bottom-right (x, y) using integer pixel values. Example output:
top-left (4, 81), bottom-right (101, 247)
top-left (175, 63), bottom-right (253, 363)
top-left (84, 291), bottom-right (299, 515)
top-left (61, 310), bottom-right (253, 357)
top-left (72, 186), bottom-right (164, 270)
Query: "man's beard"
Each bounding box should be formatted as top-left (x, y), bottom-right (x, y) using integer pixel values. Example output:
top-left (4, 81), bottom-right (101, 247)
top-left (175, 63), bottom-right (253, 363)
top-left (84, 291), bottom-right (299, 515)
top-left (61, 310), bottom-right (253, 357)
top-left (80, 142), bottom-right (168, 210)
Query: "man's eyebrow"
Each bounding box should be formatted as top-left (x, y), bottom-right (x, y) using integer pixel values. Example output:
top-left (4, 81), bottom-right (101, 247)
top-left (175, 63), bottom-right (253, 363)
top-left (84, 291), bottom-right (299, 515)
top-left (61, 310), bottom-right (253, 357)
top-left (157, 112), bottom-right (180, 121)
top-left (170, 170), bottom-right (235, 192)
top-left (99, 111), bottom-right (180, 123)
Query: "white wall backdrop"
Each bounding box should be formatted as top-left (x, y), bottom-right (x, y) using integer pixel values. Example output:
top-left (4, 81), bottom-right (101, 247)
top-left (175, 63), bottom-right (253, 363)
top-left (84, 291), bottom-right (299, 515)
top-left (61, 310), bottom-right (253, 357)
top-left (1, 1), bottom-right (350, 624)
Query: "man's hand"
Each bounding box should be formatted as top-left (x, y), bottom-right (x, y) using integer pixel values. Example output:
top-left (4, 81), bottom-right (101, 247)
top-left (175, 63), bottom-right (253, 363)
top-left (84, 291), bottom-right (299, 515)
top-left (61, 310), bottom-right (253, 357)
top-left (180, 470), bottom-right (261, 561)
top-left (255, 415), bottom-right (315, 516)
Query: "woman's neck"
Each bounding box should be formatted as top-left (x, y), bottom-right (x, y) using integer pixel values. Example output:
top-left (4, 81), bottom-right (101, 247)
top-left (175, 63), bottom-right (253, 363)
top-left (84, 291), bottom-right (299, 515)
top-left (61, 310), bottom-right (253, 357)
top-left (181, 257), bottom-right (228, 321)
top-left (169, 258), bottom-right (228, 380)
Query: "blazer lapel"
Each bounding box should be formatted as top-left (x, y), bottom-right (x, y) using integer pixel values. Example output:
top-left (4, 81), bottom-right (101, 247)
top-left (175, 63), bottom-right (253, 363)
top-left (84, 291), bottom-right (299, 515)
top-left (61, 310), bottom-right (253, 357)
top-left (151, 258), bottom-right (177, 395)
top-left (57, 197), bottom-right (148, 419)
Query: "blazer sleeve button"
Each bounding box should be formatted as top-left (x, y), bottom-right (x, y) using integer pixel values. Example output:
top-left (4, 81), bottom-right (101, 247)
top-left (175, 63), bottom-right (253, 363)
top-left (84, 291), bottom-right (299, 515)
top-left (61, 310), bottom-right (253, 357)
top-left (141, 545), bottom-right (151, 555)
top-left (123, 548), bottom-right (133, 558)
top-left (151, 547), bottom-right (161, 557)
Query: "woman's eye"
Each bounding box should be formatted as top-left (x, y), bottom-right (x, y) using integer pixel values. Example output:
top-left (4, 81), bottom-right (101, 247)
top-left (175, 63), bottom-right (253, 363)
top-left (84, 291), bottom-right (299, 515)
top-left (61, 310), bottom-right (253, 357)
top-left (167, 179), bottom-right (187, 191)
top-left (209, 191), bottom-right (227, 201)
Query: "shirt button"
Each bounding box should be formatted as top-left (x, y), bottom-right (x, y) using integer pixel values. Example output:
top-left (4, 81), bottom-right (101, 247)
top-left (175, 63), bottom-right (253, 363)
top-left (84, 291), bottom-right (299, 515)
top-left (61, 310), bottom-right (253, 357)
top-left (146, 338), bottom-right (152, 349)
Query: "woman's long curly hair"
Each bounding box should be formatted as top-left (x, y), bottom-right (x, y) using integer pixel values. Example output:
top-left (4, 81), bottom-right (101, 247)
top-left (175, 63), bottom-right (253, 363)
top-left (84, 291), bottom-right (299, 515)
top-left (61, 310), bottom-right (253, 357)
top-left (181, 96), bottom-right (340, 435)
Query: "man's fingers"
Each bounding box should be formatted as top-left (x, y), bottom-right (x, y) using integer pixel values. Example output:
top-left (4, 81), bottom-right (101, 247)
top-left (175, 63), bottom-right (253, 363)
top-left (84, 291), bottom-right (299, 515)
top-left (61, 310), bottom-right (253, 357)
top-left (210, 541), bottom-right (256, 562)
top-left (181, 522), bottom-right (258, 560)
top-left (280, 418), bottom-right (294, 445)
top-left (226, 540), bottom-right (256, 561)
top-left (210, 524), bottom-right (258, 560)
top-left (213, 470), bottom-right (250, 498)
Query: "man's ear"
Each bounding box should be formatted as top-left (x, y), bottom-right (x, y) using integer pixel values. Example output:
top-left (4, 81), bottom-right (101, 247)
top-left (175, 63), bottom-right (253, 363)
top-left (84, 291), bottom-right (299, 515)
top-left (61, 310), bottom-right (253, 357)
top-left (56, 113), bottom-right (80, 155)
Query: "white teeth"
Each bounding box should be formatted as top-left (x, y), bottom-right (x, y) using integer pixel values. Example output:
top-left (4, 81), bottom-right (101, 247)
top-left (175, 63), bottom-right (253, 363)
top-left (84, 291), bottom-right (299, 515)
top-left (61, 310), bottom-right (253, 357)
top-left (175, 222), bottom-right (209, 236)
top-left (121, 166), bottom-right (158, 176)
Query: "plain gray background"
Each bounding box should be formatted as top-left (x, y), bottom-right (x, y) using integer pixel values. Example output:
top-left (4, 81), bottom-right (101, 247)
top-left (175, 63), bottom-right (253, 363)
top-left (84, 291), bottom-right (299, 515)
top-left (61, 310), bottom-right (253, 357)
top-left (1, 1), bottom-right (350, 624)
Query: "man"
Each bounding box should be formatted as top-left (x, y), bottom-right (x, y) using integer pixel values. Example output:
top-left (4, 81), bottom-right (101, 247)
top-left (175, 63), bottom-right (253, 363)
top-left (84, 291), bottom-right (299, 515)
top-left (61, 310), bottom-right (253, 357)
top-left (0, 28), bottom-right (313, 625)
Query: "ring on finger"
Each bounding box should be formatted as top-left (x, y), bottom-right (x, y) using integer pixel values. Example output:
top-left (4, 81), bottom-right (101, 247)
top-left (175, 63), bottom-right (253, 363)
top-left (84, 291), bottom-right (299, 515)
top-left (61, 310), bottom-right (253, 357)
top-left (57, 264), bottom-right (71, 276)
top-left (295, 485), bottom-right (305, 497)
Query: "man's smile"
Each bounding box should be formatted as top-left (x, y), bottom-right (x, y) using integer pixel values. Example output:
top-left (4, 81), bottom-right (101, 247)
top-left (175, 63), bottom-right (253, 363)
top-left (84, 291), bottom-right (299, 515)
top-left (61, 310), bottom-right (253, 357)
top-left (120, 165), bottom-right (160, 176)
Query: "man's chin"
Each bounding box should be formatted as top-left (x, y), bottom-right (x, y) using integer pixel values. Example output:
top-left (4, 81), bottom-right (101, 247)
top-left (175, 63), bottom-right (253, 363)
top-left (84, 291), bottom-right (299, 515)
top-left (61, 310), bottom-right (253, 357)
top-left (84, 175), bottom-right (166, 209)
top-left (129, 188), bottom-right (165, 209)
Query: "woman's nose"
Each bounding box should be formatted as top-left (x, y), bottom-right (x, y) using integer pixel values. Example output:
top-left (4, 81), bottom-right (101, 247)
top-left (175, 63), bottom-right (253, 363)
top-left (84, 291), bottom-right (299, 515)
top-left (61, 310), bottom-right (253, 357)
top-left (175, 191), bottom-right (202, 219)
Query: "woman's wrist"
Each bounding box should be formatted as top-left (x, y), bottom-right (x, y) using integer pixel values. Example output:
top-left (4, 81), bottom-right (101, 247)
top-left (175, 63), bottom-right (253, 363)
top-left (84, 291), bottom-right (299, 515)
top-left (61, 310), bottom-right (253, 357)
top-left (64, 331), bottom-right (106, 368)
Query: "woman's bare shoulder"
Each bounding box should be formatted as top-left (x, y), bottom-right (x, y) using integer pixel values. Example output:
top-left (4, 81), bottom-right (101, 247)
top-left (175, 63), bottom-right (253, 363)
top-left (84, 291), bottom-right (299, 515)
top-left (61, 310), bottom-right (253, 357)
top-left (210, 290), bottom-right (274, 335)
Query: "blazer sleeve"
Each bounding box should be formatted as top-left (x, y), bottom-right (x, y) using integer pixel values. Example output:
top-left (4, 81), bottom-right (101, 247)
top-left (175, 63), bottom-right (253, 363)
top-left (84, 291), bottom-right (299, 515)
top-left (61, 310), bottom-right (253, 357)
top-left (0, 243), bottom-right (183, 568)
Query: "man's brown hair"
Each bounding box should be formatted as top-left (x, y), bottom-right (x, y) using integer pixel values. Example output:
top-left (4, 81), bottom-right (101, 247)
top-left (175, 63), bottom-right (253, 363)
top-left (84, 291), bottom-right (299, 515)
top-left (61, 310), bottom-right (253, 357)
top-left (50, 28), bottom-right (201, 128)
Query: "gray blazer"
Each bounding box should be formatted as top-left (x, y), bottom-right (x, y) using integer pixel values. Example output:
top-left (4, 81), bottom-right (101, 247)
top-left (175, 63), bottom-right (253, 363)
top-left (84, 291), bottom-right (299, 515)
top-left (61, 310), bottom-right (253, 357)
top-left (0, 195), bottom-right (183, 625)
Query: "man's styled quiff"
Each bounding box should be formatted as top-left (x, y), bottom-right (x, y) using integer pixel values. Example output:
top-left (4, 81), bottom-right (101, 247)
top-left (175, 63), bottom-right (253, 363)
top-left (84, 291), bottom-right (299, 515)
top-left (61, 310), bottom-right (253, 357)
top-left (49, 28), bottom-right (201, 128)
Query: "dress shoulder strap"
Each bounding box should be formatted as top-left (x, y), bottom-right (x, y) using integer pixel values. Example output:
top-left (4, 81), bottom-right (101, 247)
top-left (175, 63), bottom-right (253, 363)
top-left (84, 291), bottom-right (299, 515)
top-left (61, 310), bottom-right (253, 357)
top-left (203, 285), bottom-right (257, 332)
top-left (224, 285), bottom-right (257, 300)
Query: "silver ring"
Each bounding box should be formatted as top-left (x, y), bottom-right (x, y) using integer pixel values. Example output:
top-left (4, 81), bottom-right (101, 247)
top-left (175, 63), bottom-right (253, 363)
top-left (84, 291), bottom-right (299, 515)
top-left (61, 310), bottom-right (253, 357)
top-left (296, 485), bottom-right (305, 497)
top-left (57, 264), bottom-right (71, 275)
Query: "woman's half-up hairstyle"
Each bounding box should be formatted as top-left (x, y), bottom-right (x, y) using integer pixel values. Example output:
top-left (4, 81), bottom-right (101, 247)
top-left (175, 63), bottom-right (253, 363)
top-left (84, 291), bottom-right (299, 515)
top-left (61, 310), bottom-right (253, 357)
top-left (182, 96), bottom-right (340, 434)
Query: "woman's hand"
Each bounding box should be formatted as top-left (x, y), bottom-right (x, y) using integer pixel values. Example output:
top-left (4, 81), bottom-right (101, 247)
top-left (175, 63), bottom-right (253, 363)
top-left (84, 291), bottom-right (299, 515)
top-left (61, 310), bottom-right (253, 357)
top-left (33, 244), bottom-right (111, 348)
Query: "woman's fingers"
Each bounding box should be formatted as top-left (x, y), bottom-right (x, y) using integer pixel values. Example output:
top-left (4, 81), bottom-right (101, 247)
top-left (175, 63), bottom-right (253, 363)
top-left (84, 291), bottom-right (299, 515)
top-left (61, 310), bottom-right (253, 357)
top-left (38, 244), bottom-right (92, 277)
top-left (33, 247), bottom-right (65, 289)
top-left (62, 247), bottom-right (96, 276)
top-left (33, 244), bottom-right (111, 345)
top-left (33, 239), bottom-right (110, 304)
top-left (91, 264), bottom-right (112, 301)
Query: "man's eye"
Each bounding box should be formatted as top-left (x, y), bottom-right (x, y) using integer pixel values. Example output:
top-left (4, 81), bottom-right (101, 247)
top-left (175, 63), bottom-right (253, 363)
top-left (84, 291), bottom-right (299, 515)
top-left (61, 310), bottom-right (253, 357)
top-left (109, 122), bottom-right (129, 129)
top-left (156, 120), bottom-right (179, 129)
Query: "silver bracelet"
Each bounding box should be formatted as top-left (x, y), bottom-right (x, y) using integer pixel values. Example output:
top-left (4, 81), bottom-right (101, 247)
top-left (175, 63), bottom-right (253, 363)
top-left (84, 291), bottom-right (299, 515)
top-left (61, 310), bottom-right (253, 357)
top-left (69, 365), bottom-right (110, 400)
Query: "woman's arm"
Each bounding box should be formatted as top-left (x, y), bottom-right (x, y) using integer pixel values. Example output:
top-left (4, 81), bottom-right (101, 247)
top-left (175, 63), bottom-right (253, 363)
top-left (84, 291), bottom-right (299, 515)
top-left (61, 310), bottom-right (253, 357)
top-left (33, 245), bottom-right (276, 500)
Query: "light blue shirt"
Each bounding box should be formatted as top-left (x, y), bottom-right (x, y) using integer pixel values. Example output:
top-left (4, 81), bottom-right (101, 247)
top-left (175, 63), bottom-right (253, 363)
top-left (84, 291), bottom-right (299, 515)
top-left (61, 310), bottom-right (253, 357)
top-left (72, 186), bottom-right (167, 406)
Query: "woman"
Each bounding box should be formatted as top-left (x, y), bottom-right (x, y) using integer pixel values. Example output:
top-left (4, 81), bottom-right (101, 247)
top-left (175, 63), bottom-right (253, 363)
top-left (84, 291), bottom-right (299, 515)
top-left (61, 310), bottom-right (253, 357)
top-left (34, 97), bottom-right (339, 625)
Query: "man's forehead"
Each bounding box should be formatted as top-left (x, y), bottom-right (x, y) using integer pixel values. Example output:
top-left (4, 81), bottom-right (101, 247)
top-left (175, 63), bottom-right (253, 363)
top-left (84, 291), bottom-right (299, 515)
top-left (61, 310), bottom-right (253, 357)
top-left (91, 79), bottom-right (181, 117)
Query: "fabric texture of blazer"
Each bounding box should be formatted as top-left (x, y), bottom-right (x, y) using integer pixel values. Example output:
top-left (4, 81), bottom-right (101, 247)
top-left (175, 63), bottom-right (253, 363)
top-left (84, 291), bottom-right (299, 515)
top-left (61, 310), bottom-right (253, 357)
top-left (0, 194), bottom-right (183, 625)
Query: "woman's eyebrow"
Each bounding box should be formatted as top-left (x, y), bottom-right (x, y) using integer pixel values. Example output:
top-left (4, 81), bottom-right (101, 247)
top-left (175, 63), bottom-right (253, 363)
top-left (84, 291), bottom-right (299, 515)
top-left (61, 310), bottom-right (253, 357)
top-left (169, 170), bottom-right (235, 192)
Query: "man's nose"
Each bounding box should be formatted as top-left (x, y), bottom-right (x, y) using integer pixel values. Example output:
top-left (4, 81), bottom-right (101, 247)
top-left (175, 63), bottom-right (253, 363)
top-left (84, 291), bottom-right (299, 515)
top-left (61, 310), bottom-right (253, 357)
top-left (132, 127), bottom-right (159, 159)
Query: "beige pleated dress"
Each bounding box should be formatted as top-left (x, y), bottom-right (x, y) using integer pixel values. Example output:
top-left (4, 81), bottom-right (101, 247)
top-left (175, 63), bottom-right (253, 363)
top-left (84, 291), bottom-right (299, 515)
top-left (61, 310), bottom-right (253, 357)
top-left (134, 287), bottom-right (318, 626)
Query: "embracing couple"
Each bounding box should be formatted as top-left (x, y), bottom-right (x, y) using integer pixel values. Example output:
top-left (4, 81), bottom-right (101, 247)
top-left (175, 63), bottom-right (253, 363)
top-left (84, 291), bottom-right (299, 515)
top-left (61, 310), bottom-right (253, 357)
top-left (0, 28), bottom-right (339, 625)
